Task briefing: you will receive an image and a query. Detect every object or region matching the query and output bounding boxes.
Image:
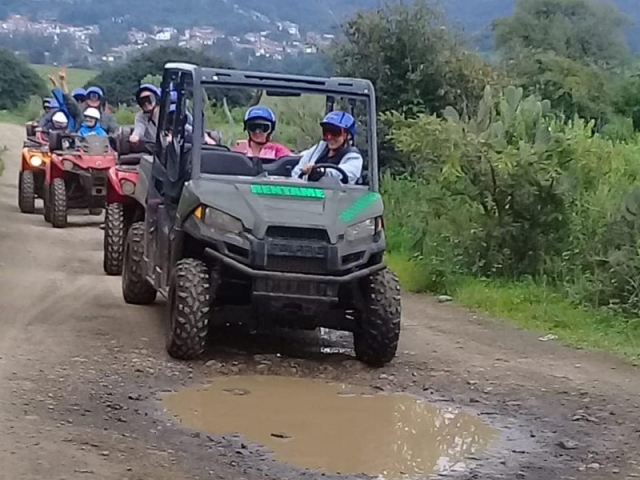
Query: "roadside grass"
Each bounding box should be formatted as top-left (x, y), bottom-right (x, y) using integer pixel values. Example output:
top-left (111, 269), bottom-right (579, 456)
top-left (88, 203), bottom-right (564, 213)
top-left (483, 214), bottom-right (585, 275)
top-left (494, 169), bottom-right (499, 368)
top-left (386, 253), bottom-right (640, 362)
top-left (30, 64), bottom-right (97, 90)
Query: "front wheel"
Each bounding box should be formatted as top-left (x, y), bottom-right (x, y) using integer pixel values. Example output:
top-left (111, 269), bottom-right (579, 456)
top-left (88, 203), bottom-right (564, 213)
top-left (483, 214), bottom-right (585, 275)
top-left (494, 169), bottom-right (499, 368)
top-left (103, 203), bottom-right (125, 275)
top-left (353, 268), bottom-right (402, 367)
top-left (166, 258), bottom-right (213, 360)
top-left (43, 185), bottom-right (51, 223)
top-left (51, 178), bottom-right (67, 228)
top-left (122, 222), bottom-right (156, 304)
top-left (18, 170), bottom-right (35, 214)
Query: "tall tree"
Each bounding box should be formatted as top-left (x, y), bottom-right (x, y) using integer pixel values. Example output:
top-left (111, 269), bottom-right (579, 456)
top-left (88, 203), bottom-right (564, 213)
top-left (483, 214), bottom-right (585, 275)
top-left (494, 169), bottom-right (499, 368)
top-left (332, 0), bottom-right (500, 116)
top-left (0, 48), bottom-right (46, 109)
top-left (492, 0), bottom-right (631, 67)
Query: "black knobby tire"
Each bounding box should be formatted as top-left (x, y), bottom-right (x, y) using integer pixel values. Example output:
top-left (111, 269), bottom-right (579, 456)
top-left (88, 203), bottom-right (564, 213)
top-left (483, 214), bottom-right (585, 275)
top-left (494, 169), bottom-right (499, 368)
top-left (18, 170), bottom-right (36, 214)
top-left (353, 268), bottom-right (402, 367)
top-left (51, 177), bottom-right (67, 228)
top-left (43, 185), bottom-right (51, 223)
top-left (122, 222), bottom-right (157, 304)
top-left (103, 203), bottom-right (125, 275)
top-left (166, 258), bottom-right (212, 360)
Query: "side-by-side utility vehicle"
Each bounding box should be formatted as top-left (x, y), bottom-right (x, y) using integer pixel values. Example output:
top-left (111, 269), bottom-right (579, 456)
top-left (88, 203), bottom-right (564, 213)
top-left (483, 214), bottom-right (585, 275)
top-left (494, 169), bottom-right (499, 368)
top-left (121, 63), bottom-right (402, 366)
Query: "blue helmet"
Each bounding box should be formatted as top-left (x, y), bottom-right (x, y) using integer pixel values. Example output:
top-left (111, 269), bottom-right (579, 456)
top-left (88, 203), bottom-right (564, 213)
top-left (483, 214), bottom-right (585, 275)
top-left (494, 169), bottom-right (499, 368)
top-left (71, 88), bottom-right (86, 99)
top-left (85, 86), bottom-right (104, 98)
top-left (136, 83), bottom-right (160, 99)
top-left (321, 111), bottom-right (357, 137)
top-left (244, 105), bottom-right (276, 130)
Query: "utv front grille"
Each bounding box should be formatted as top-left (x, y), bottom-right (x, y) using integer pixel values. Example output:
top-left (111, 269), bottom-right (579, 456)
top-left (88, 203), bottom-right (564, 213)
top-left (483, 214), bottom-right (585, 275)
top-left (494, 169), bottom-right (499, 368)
top-left (265, 256), bottom-right (327, 274)
top-left (266, 226), bottom-right (329, 243)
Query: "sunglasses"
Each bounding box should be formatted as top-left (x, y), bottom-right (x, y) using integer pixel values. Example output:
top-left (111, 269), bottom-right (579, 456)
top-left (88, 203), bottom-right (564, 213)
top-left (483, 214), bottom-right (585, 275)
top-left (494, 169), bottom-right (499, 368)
top-left (87, 92), bottom-right (101, 101)
top-left (74, 95), bottom-right (86, 102)
top-left (137, 94), bottom-right (155, 107)
top-left (247, 122), bottom-right (271, 134)
top-left (322, 125), bottom-right (344, 139)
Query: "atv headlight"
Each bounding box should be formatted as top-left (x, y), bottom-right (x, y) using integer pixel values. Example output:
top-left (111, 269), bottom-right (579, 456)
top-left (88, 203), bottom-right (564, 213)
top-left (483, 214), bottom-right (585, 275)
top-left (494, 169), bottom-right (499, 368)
top-left (29, 155), bottom-right (43, 167)
top-left (120, 179), bottom-right (135, 195)
top-left (62, 159), bottom-right (74, 171)
top-left (203, 207), bottom-right (243, 234)
top-left (345, 218), bottom-right (378, 241)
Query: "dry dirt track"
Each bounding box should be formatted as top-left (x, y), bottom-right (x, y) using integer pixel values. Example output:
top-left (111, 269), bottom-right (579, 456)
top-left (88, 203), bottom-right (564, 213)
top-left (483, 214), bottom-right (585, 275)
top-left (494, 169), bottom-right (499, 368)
top-left (0, 121), bottom-right (638, 480)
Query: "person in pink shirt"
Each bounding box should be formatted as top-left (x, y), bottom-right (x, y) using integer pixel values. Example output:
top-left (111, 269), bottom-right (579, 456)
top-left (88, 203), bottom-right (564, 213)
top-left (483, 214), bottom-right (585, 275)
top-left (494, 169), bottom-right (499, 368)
top-left (232, 106), bottom-right (291, 159)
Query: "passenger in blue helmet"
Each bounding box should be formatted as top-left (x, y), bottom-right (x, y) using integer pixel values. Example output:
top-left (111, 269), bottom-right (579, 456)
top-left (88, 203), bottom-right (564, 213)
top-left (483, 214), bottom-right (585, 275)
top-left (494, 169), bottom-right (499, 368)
top-left (233, 105), bottom-right (291, 159)
top-left (37, 97), bottom-right (62, 130)
top-left (291, 110), bottom-right (363, 184)
top-left (71, 88), bottom-right (86, 104)
top-left (83, 85), bottom-right (118, 134)
top-left (130, 84), bottom-right (161, 145)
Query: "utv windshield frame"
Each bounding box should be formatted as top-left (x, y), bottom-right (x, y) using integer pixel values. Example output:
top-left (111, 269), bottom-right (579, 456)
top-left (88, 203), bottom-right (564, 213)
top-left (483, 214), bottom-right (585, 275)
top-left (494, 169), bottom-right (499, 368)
top-left (158, 62), bottom-right (380, 191)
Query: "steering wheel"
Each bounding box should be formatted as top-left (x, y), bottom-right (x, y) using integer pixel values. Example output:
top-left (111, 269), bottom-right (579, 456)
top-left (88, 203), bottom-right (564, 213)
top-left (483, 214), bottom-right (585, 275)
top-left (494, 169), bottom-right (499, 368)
top-left (309, 163), bottom-right (349, 184)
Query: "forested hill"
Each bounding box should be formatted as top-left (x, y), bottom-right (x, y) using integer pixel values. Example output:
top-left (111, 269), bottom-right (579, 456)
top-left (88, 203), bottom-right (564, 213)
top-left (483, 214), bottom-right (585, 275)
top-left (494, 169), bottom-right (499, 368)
top-left (1, 0), bottom-right (638, 50)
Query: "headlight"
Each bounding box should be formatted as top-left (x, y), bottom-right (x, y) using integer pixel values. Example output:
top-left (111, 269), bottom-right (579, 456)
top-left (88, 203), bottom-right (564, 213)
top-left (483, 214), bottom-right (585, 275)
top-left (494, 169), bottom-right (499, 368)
top-left (203, 207), bottom-right (243, 234)
top-left (345, 218), bottom-right (378, 241)
top-left (120, 179), bottom-right (135, 195)
top-left (29, 155), bottom-right (43, 167)
top-left (62, 159), bottom-right (74, 171)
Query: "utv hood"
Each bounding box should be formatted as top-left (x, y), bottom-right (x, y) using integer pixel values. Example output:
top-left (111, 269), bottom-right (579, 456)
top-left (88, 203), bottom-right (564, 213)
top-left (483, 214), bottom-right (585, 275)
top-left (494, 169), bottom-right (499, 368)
top-left (183, 178), bottom-right (383, 243)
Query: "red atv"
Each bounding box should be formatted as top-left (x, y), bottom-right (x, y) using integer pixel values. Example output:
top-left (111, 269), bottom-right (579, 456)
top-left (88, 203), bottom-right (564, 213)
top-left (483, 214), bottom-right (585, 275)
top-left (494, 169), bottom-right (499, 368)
top-left (103, 127), bottom-right (148, 275)
top-left (43, 132), bottom-right (117, 228)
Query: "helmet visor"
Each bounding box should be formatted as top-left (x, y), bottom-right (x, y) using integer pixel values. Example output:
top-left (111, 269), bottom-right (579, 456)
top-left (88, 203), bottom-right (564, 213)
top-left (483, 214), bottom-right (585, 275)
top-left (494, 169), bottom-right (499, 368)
top-left (87, 92), bottom-right (102, 101)
top-left (322, 124), bottom-right (344, 139)
top-left (246, 121), bottom-right (271, 134)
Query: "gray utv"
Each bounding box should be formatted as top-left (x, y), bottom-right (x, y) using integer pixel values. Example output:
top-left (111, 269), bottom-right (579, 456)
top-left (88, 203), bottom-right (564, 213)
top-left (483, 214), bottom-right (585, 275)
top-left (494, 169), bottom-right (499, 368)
top-left (121, 63), bottom-right (402, 367)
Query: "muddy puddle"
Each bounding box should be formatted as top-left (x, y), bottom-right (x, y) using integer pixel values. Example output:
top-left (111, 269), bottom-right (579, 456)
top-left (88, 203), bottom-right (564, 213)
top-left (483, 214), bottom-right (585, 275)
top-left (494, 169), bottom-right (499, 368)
top-left (162, 376), bottom-right (497, 478)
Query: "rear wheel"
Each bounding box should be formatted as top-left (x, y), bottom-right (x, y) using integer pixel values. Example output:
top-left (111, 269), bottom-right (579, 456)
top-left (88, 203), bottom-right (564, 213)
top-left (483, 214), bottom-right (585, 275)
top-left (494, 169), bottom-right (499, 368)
top-left (51, 178), bottom-right (67, 228)
top-left (18, 170), bottom-right (35, 213)
top-left (122, 222), bottom-right (156, 304)
top-left (353, 268), bottom-right (402, 367)
top-left (103, 203), bottom-right (125, 275)
top-left (166, 258), bottom-right (213, 360)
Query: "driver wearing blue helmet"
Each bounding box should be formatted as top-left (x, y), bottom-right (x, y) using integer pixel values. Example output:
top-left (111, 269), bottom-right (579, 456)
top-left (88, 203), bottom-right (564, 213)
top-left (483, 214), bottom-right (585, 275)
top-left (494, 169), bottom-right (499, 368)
top-left (84, 86), bottom-right (119, 134)
top-left (292, 111), bottom-right (363, 185)
top-left (130, 84), bottom-right (161, 145)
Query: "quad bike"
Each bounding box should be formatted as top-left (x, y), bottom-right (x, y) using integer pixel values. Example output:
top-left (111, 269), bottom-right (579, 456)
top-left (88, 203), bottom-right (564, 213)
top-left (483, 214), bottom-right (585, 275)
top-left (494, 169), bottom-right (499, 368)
top-left (18, 122), bottom-right (51, 213)
top-left (102, 127), bottom-right (147, 275)
top-left (121, 63), bottom-right (401, 367)
top-left (43, 132), bottom-right (117, 228)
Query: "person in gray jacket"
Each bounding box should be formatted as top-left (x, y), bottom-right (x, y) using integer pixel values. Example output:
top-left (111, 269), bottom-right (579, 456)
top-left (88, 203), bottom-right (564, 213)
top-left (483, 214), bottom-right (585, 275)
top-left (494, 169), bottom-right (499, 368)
top-left (84, 86), bottom-right (119, 134)
top-left (129, 84), bottom-right (161, 146)
top-left (292, 111), bottom-right (363, 185)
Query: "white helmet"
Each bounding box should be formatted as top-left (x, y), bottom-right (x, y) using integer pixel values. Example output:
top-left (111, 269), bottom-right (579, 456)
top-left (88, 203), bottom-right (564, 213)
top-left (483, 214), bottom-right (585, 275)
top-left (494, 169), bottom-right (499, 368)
top-left (52, 111), bottom-right (68, 128)
top-left (84, 107), bottom-right (101, 120)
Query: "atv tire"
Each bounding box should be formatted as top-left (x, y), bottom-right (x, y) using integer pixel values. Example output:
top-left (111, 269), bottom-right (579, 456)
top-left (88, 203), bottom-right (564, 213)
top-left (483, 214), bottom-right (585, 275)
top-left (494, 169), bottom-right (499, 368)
top-left (122, 222), bottom-right (156, 304)
top-left (103, 203), bottom-right (125, 275)
top-left (43, 186), bottom-right (51, 223)
top-left (353, 268), bottom-right (402, 367)
top-left (166, 258), bottom-right (212, 360)
top-left (51, 178), bottom-right (67, 228)
top-left (18, 170), bottom-right (35, 214)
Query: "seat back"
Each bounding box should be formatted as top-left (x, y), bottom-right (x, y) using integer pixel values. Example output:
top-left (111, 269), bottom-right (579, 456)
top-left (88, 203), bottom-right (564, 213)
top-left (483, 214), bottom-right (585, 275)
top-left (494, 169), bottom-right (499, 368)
top-left (262, 155), bottom-right (301, 177)
top-left (200, 149), bottom-right (260, 177)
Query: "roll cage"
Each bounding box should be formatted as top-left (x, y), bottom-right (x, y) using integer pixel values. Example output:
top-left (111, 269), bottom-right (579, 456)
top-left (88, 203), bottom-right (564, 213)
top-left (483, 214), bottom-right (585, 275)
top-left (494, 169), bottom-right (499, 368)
top-left (154, 62), bottom-right (380, 192)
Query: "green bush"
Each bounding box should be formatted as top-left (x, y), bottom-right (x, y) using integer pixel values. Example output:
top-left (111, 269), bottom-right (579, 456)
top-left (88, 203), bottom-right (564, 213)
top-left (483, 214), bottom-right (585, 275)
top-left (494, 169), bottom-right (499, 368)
top-left (382, 85), bottom-right (640, 316)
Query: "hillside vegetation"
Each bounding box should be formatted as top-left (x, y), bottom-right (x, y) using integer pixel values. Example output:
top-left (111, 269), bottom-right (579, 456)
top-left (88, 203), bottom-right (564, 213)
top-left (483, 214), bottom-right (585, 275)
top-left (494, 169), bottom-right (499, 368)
top-left (1, 0), bottom-right (639, 51)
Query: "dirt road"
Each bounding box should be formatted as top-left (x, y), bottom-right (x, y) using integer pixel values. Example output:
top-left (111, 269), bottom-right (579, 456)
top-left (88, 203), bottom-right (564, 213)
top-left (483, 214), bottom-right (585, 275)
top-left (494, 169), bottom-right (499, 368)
top-left (0, 121), bottom-right (638, 480)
